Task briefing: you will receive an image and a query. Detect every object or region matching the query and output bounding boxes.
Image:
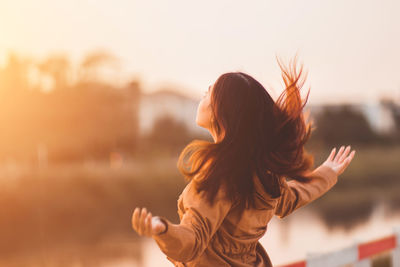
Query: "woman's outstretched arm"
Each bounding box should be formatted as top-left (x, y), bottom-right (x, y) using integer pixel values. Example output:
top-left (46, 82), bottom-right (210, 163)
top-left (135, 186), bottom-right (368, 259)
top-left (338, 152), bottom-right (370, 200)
top-left (274, 145), bottom-right (356, 219)
top-left (131, 180), bottom-right (232, 263)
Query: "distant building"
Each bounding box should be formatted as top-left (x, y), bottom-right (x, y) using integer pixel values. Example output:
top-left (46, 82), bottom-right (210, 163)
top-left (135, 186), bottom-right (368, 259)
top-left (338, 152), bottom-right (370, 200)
top-left (357, 102), bottom-right (396, 134)
top-left (138, 89), bottom-right (208, 136)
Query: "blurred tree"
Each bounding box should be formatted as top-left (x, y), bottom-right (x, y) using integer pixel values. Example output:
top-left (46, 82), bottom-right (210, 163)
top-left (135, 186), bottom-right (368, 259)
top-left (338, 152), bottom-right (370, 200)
top-left (312, 104), bottom-right (378, 145)
top-left (0, 51), bottom-right (141, 164)
top-left (381, 98), bottom-right (400, 135)
top-left (38, 53), bottom-right (71, 90)
top-left (0, 53), bottom-right (31, 96)
top-left (78, 50), bottom-right (120, 85)
top-left (145, 115), bottom-right (192, 155)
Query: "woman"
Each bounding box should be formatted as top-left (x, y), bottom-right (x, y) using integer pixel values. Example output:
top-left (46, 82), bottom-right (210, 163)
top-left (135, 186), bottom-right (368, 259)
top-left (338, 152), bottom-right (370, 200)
top-left (131, 55), bottom-right (356, 266)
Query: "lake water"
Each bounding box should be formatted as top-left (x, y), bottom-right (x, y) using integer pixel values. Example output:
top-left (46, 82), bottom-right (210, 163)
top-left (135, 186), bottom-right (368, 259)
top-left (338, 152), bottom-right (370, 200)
top-left (2, 202), bottom-right (398, 267)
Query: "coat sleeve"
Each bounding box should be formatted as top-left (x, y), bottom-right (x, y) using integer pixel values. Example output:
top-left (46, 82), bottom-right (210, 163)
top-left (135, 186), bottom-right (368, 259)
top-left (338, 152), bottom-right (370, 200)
top-left (274, 164), bottom-right (338, 219)
top-left (152, 180), bottom-right (232, 263)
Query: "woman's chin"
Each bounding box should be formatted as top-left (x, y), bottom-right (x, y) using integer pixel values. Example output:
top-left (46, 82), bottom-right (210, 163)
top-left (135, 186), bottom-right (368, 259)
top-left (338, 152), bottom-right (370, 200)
top-left (195, 118), bottom-right (202, 128)
top-left (197, 123), bottom-right (208, 131)
top-left (195, 118), bottom-right (211, 130)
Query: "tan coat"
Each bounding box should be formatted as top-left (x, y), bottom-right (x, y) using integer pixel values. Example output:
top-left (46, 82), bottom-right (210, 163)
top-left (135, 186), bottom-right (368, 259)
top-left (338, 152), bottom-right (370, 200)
top-left (153, 164), bottom-right (338, 266)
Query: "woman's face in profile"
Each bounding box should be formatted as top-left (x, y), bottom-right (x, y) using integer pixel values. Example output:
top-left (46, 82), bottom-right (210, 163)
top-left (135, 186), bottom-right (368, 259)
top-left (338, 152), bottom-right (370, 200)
top-left (196, 83), bottom-right (214, 130)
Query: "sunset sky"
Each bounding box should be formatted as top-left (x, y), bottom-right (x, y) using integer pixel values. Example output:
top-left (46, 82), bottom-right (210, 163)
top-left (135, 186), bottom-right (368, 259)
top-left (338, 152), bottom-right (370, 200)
top-left (0, 0), bottom-right (399, 104)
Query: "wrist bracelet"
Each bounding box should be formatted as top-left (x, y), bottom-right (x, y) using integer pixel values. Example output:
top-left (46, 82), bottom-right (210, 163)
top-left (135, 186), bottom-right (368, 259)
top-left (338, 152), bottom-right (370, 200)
top-left (156, 216), bottom-right (168, 235)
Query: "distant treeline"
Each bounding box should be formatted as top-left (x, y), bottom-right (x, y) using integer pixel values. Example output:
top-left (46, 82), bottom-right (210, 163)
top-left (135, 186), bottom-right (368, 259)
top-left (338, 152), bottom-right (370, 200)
top-left (1, 51), bottom-right (400, 164)
top-left (0, 83), bottom-right (140, 163)
top-left (310, 102), bottom-right (400, 147)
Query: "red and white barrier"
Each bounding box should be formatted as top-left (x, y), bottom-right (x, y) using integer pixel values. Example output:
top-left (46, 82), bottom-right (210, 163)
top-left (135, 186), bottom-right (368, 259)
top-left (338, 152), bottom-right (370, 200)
top-left (277, 226), bottom-right (400, 267)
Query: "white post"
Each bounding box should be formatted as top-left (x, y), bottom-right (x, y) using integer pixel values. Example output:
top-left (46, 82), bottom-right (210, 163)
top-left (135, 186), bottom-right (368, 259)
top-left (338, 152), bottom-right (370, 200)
top-left (393, 226), bottom-right (400, 267)
top-left (306, 244), bottom-right (358, 267)
top-left (354, 258), bottom-right (371, 267)
top-left (353, 237), bottom-right (371, 267)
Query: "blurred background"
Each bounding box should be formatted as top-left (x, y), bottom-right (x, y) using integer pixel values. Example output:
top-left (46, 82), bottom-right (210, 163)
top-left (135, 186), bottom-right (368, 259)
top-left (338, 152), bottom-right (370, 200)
top-left (0, 0), bottom-right (399, 266)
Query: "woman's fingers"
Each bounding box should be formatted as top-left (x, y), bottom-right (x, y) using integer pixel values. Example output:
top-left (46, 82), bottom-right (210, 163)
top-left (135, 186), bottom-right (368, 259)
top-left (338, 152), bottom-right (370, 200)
top-left (334, 146), bottom-right (345, 162)
top-left (138, 208), bottom-right (147, 235)
top-left (132, 208), bottom-right (140, 232)
top-left (338, 146), bottom-right (351, 163)
top-left (145, 212), bottom-right (152, 236)
top-left (131, 207), bottom-right (155, 237)
top-left (328, 147), bottom-right (336, 161)
top-left (338, 150), bottom-right (356, 175)
top-left (325, 145), bottom-right (356, 176)
top-left (346, 150), bottom-right (356, 165)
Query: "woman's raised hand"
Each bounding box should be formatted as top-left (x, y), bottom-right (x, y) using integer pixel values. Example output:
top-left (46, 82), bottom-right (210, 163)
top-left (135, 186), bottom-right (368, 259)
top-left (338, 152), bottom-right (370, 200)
top-left (131, 207), bottom-right (166, 237)
top-left (322, 145), bottom-right (356, 176)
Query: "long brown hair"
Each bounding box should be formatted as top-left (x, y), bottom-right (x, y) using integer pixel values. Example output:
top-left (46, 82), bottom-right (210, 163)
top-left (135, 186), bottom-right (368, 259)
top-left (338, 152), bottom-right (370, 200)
top-left (177, 54), bottom-right (314, 209)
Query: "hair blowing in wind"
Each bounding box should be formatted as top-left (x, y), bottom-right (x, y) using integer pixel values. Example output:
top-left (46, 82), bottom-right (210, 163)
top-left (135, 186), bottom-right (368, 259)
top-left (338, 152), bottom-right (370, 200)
top-left (177, 55), bottom-right (314, 210)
